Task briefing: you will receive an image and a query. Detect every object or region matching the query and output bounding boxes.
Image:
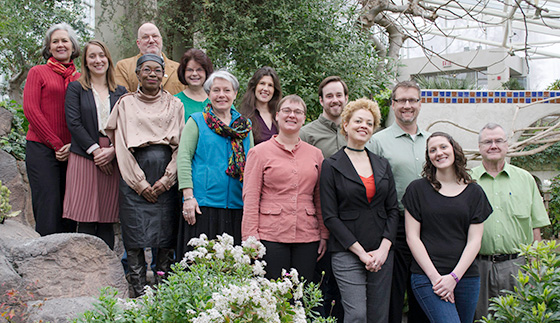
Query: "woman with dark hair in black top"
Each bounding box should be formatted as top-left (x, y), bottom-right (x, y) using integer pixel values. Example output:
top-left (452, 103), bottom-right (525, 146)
top-left (403, 132), bottom-right (492, 323)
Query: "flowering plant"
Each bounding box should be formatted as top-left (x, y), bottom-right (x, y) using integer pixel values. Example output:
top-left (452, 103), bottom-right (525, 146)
top-left (74, 234), bottom-right (335, 322)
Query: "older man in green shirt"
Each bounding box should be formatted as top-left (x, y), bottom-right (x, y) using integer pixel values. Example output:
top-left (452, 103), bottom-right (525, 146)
top-left (366, 80), bottom-right (430, 323)
top-left (472, 123), bottom-right (550, 320)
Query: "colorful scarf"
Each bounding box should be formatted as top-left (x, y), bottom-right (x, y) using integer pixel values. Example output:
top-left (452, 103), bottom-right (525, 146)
top-left (204, 104), bottom-right (252, 182)
top-left (46, 57), bottom-right (79, 89)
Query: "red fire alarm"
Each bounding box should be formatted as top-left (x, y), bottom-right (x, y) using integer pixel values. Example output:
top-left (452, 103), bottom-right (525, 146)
top-left (497, 76), bottom-right (501, 80)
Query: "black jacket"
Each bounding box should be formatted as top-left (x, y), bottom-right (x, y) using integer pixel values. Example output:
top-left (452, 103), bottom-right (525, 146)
top-left (320, 148), bottom-right (399, 252)
top-left (65, 81), bottom-right (127, 159)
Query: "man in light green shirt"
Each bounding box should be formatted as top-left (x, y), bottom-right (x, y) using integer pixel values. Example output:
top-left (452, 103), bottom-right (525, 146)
top-left (472, 123), bottom-right (550, 320)
top-left (366, 80), bottom-right (430, 323)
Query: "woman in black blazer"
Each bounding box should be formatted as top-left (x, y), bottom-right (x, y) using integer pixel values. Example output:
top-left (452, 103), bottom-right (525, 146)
top-left (320, 98), bottom-right (399, 323)
top-left (63, 40), bottom-right (126, 249)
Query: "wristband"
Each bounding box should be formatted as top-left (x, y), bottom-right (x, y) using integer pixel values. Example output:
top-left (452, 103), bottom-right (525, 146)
top-left (450, 272), bottom-right (460, 283)
top-left (184, 196), bottom-right (195, 201)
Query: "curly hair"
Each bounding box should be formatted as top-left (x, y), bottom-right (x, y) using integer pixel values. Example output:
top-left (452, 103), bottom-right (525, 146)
top-left (340, 98), bottom-right (381, 137)
top-left (422, 132), bottom-right (473, 190)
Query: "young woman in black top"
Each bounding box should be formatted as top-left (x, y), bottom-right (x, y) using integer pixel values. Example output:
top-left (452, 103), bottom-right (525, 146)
top-left (403, 132), bottom-right (492, 323)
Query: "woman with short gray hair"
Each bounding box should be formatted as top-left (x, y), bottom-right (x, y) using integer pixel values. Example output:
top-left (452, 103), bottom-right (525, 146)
top-left (176, 70), bottom-right (253, 259)
top-left (24, 22), bottom-right (81, 236)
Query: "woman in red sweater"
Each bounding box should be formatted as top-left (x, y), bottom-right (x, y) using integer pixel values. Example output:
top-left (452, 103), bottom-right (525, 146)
top-left (23, 23), bottom-right (81, 236)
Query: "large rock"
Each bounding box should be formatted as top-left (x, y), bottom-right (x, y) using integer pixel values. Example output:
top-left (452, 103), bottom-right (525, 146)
top-left (0, 220), bottom-right (128, 301)
top-left (0, 149), bottom-right (33, 226)
top-left (27, 296), bottom-right (97, 323)
top-left (0, 106), bottom-right (12, 137)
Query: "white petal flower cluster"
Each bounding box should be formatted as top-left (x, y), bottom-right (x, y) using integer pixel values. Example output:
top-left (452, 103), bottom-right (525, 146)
top-left (242, 236), bottom-right (267, 258)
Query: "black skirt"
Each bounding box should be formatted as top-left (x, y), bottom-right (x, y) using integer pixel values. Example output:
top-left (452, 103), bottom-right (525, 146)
top-left (176, 206), bottom-right (242, 261)
top-left (119, 145), bottom-right (180, 249)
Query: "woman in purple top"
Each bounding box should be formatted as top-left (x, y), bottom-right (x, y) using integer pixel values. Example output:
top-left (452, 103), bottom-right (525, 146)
top-left (239, 66), bottom-right (282, 145)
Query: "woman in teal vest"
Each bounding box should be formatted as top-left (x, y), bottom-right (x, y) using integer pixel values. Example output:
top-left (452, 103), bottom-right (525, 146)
top-left (176, 70), bottom-right (254, 259)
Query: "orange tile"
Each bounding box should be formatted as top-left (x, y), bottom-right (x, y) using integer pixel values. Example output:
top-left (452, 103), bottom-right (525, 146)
top-left (507, 92), bottom-right (512, 97)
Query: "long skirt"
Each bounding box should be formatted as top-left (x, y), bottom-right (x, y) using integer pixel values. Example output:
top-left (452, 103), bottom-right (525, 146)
top-left (119, 145), bottom-right (180, 249)
top-left (63, 138), bottom-right (119, 223)
top-left (176, 206), bottom-right (242, 261)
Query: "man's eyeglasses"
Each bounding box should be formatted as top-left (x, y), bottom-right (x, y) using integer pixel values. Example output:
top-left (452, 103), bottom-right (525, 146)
top-left (393, 98), bottom-right (420, 105)
top-left (479, 138), bottom-right (507, 146)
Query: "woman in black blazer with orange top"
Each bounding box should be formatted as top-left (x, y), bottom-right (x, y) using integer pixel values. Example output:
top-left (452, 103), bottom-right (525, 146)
top-left (63, 40), bottom-right (126, 249)
top-left (320, 98), bottom-right (399, 323)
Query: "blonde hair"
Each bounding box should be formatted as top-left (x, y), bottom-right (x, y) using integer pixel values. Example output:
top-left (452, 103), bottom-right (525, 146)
top-left (340, 98), bottom-right (381, 137)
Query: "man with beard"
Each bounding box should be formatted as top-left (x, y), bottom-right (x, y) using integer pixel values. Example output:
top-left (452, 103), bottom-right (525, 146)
top-left (300, 76), bottom-right (347, 158)
top-left (366, 80), bottom-right (430, 323)
top-left (299, 75), bottom-right (348, 321)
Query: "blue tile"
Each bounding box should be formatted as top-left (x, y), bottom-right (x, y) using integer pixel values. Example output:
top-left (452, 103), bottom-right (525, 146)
top-left (501, 92), bottom-right (506, 97)
top-left (458, 92), bottom-right (463, 97)
top-left (513, 92), bottom-right (518, 97)
top-left (476, 92), bottom-right (481, 97)
top-left (507, 98), bottom-right (512, 103)
top-left (452, 98), bottom-right (457, 103)
top-left (470, 98), bottom-right (475, 103)
top-left (551, 92), bottom-right (556, 97)
top-left (426, 91), bottom-right (432, 96)
top-left (489, 98), bottom-right (494, 103)
top-left (526, 98), bottom-right (531, 103)
top-left (538, 91), bottom-right (543, 97)
top-left (446, 91), bottom-right (451, 97)
top-left (532, 92), bottom-right (537, 97)
top-left (434, 98), bottom-right (439, 103)
top-left (482, 92), bottom-right (488, 97)
top-left (520, 92), bottom-right (525, 97)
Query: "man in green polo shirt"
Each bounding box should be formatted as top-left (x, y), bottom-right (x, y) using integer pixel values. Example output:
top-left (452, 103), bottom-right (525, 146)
top-left (366, 80), bottom-right (430, 323)
top-left (472, 122), bottom-right (550, 320)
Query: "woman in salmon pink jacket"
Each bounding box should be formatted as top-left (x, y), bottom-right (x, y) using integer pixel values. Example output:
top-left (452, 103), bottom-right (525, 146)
top-left (242, 94), bottom-right (329, 282)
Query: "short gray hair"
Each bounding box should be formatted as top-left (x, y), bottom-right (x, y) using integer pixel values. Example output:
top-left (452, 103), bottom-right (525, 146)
top-left (203, 70), bottom-right (239, 94)
top-left (41, 23), bottom-right (80, 61)
top-left (478, 122), bottom-right (508, 142)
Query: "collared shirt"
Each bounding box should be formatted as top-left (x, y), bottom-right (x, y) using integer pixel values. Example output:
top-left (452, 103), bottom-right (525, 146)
top-left (471, 163), bottom-right (550, 255)
top-left (299, 114), bottom-right (346, 158)
top-left (366, 122), bottom-right (429, 211)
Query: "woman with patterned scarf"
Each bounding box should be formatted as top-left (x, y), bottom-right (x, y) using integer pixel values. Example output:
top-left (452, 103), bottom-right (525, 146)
top-left (24, 23), bottom-right (81, 236)
top-left (176, 70), bottom-right (253, 259)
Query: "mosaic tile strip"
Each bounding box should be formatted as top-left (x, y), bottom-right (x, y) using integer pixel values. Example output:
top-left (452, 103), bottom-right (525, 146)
top-left (421, 90), bottom-right (560, 104)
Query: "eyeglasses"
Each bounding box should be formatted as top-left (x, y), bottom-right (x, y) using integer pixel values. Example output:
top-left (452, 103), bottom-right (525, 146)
top-left (479, 138), bottom-right (507, 146)
top-left (141, 34), bottom-right (160, 41)
top-left (279, 108), bottom-right (305, 116)
top-left (141, 67), bottom-right (164, 76)
top-left (393, 98), bottom-right (420, 105)
top-left (186, 68), bottom-right (205, 74)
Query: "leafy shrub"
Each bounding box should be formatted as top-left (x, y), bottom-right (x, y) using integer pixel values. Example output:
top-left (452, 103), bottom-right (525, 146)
top-left (480, 241), bottom-right (560, 323)
top-left (542, 174), bottom-right (560, 239)
top-left (414, 74), bottom-right (478, 90)
top-left (74, 234), bottom-right (335, 323)
top-left (0, 100), bottom-right (27, 160)
top-left (0, 180), bottom-right (20, 224)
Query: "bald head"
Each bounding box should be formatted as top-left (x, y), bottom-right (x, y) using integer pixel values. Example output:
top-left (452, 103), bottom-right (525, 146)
top-left (136, 23), bottom-right (163, 56)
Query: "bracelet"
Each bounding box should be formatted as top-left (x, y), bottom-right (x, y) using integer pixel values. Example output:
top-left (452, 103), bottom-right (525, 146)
top-left (450, 272), bottom-right (460, 283)
top-left (184, 196), bottom-right (195, 201)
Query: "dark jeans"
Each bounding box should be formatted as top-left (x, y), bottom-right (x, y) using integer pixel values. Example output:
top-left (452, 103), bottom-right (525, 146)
top-left (26, 141), bottom-right (75, 236)
top-left (261, 240), bottom-right (319, 282)
top-left (390, 215), bottom-right (429, 323)
top-left (412, 274), bottom-right (480, 323)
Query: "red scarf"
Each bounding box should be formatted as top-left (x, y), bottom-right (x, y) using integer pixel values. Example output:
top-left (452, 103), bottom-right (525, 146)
top-left (46, 57), bottom-right (79, 89)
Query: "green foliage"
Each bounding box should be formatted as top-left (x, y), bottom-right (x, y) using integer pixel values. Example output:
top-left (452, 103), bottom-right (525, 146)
top-left (0, 0), bottom-right (91, 98)
top-left (510, 143), bottom-right (560, 171)
top-left (502, 78), bottom-right (525, 90)
top-left (414, 74), bottom-right (478, 90)
top-left (543, 174), bottom-right (560, 239)
top-left (0, 101), bottom-right (27, 161)
top-left (481, 241), bottom-right (560, 323)
top-left (74, 234), bottom-right (335, 322)
top-left (547, 79), bottom-right (560, 91)
top-left (157, 0), bottom-right (391, 121)
top-left (372, 89), bottom-right (392, 127)
top-left (0, 180), bottom-right (20, 224)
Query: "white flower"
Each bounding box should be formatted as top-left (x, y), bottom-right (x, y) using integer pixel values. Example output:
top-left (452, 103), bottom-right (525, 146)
top-left (217, 233), bottom-right (234, 246)
top-left (293, 282), bottom-right (304, 300)
top-left (242, 236), bottom-right (266, 258)
top-left (252, 260), bottom-right (267, 276)
top-left (188, 233), bottom-right (209, 247)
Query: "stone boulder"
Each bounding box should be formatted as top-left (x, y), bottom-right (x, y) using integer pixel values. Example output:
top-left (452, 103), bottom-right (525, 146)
top-left (0, 220), bottom-right (128, 301)
top-left (0, 106), bottom-right (12, 137)
top-left (27, 296), bottom-right (97, 323)
top-left (0, 149), bottom-right (33, 226)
